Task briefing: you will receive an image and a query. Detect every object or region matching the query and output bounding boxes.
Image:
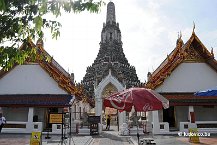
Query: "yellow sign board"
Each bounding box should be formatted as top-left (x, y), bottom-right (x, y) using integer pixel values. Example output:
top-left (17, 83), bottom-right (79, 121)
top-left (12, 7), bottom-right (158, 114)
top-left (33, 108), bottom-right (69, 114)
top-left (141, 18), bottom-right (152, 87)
top-left (30, 132), bottom-right (41, 145)
top-left (49, 113), bottom-right (63, 124)
top-left (189, 128), bottom-right (200, 143)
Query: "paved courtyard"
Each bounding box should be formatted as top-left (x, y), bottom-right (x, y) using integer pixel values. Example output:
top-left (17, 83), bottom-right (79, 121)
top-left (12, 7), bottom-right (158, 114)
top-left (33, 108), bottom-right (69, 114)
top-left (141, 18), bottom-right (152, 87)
top-left (1, 132), bottom-right (217, 145)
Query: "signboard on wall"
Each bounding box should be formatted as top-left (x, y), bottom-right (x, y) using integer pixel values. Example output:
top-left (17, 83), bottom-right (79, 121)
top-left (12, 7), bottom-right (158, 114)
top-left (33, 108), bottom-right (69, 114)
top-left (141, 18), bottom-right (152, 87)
top-left (49, 114), bottom-right (62, 124)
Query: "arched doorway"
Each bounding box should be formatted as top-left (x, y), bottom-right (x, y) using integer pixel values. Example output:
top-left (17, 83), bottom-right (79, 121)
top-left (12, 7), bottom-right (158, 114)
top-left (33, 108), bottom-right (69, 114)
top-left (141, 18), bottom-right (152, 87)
top-left (94, 71), bottom-right (125, 133)
top-left (101, 83), bottom-right (118, 129)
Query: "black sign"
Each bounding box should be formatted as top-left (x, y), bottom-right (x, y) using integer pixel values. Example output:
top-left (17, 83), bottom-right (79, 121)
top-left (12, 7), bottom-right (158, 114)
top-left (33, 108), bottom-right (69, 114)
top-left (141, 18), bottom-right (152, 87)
top-left (88, 116), bottom-right (100, 123)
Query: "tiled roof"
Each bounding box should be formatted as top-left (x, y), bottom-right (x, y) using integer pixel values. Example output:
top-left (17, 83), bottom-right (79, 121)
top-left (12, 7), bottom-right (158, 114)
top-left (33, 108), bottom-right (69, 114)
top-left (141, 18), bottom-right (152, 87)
top-left (0, 94), bottom-right (73, 107)
top-left (146, 32), bottom-right (217, 90)
top-left (162, 93), bottom-right (217, 106)
top-left (0, 39), bottom-right (92, 106)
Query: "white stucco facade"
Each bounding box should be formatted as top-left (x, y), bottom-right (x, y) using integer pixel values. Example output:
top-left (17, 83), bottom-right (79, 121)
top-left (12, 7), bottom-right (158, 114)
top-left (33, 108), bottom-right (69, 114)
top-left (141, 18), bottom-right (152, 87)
top-left (0, 64), bottom-right (67, 94)
top-left (154, 62), bottom-right (217, 134)
top-left (156, 63), bottom-right (217, 92)
top-left (0, 64), bottom-right (78, 134)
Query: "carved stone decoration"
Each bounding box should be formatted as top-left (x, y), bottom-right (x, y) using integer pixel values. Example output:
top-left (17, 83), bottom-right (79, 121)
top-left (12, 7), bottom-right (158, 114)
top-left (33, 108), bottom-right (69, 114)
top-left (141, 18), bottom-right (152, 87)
top-left (102, 83), bottom-right (118, 98)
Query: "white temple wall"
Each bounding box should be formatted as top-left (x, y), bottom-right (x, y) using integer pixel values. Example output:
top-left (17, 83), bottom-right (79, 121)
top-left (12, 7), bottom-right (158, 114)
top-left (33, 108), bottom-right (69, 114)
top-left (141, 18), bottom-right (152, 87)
top-left (175, 106), bottom-right (188, 128)
top-left (156, 63), bottom-right (217, 92)
top-left (0, 64), bottom-right (67, 94)
top-left (194, 106), bottom-right (217, 121)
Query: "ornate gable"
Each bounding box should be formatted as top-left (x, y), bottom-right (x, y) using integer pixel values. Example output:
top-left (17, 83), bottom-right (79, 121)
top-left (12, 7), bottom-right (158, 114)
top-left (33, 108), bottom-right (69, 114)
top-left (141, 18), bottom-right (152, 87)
top-left (183, 43), bottom-right (204, 62)
top-left (0, 38), bottom-right (89, 102)
top-left (146, 31), bottom-right (217, 90)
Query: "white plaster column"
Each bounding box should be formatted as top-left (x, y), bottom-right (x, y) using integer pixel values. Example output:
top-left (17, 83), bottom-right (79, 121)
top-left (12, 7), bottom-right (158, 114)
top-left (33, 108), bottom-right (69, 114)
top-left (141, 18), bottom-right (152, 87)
top-left (95, 97), bottom-right (103, 133)
top-left (118, 111), bottom-right (126, 128)
top-left (188, 106), bottom-right (194, 122)
top-left (152, 110), bottom-right (160, 134)
top-left (27, 107), bottom-right (34, 133)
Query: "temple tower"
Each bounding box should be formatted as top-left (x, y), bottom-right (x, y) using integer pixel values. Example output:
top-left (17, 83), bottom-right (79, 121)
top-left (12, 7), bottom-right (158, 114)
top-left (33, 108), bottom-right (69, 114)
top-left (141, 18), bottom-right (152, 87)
top-left (82, 2), bottom-right (140, 98)
top-left (81, 2), bottom-right (140, 133)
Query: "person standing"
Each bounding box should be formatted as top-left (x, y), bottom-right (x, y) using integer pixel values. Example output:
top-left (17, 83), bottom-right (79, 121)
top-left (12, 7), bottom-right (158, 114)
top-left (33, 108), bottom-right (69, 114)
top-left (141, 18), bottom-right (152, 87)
top-left (106, 115), bottom-right (111, 130)
top-left (0, 113), bottom-right (6, 133)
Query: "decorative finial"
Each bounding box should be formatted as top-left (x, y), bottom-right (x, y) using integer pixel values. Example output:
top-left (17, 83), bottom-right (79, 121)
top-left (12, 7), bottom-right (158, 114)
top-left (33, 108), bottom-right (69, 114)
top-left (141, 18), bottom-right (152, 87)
top-left (193, 21), bottom-right (195, 33)
top-left (177, 32), bottom-right (179, 38)
top-left (211, 47), bottom-right (214, 57)
top-left (167, 54), bottom-right (171, 62)
top-left (180, 31), bottom-right (182, 39)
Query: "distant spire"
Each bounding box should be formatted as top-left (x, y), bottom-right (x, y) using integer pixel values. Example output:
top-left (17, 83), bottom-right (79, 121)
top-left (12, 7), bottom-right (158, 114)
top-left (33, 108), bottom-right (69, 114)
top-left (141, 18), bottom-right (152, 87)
top-left (106, 2), bottom-right (116, 23)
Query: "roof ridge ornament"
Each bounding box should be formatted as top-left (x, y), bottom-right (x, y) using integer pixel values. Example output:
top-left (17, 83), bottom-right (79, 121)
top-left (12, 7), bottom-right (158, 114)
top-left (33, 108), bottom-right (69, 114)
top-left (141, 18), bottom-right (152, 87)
top-left (211, 47), bottom-right (214, 57)
top-left (179, 31), bottom-right (182, 39)
top-left (192, 21), bottom-right (196, 34)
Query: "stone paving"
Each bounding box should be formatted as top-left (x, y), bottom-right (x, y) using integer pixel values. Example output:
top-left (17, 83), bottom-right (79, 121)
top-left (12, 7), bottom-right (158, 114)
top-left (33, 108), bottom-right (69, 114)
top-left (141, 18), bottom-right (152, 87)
top-left (131, 133), bottom-right (217, 145)
top-left (91, 136), bottom-right (132, 145)
top-left (0, 134), bottom-right (92, 145)
top-left (1, 131), bottom-right (217, 145)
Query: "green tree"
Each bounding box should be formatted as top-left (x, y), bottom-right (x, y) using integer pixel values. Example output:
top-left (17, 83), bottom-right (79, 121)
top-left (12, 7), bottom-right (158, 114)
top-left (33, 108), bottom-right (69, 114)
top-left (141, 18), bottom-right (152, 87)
top-left (0, 0), bottom-right (104, 69)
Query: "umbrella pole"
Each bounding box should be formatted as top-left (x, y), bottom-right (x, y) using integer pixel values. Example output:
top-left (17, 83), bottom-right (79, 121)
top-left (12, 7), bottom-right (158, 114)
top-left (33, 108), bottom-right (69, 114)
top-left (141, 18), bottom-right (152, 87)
top-left (136, 111), bottom-right (140, 145)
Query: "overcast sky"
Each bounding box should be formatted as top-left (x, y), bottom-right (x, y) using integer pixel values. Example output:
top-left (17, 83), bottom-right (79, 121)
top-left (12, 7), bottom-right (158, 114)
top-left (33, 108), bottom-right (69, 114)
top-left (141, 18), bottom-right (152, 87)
top-left (43, 0), bottom-right (217, 83)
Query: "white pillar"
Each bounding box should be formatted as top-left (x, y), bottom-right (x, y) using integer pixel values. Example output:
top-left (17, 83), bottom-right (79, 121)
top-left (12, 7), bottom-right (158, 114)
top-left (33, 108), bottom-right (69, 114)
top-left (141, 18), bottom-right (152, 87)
top-left (118, 111), bottom-right (126, 127)
top-left (95, 97), bottom-right (103, 133)
top-left (188, 106), bottom-right (194, 122)
top-left (27, 107), bottom-right (34, 133)
top-left (152, 110), bottom-right (160, 134)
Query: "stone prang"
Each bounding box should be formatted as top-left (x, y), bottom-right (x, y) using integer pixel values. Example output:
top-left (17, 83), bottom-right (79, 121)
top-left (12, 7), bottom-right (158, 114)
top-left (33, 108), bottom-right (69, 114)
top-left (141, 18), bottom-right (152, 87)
top-left (81, 2), bottom-right (140, 98)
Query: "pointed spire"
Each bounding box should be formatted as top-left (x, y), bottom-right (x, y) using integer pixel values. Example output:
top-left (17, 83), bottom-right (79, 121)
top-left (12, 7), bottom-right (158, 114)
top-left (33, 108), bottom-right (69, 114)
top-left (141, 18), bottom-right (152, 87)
top-left (192, 21), bottom-right (196, 34)
top-left (211, 47), bottom-right (214, 57)
top-left (106, 2), bottom-right (116, 23)
top-left (176, 31), bottom-right (183, 47)
top-left (167, 54), bottom-right (171, 62)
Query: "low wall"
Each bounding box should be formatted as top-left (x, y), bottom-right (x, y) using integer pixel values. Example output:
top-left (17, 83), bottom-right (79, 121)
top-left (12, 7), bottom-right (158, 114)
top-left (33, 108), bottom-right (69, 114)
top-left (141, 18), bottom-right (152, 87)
top-left (2, 121), bottom-right (43, 133)
top-left (180, 121), bottom-right (217, 133)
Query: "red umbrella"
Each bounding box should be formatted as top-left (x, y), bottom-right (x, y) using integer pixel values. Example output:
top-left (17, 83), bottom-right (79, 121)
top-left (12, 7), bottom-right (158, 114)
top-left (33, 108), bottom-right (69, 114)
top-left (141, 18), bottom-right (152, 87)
top-left (103, 87), bottom-right (169, 112)
top-left (104, 87), bottom-right (169, 143)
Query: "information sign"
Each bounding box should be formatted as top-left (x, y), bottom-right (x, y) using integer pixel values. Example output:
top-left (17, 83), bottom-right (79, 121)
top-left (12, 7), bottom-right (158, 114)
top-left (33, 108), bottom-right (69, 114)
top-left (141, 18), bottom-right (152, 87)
top-left (49, 114), bottom-right (63, 124)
